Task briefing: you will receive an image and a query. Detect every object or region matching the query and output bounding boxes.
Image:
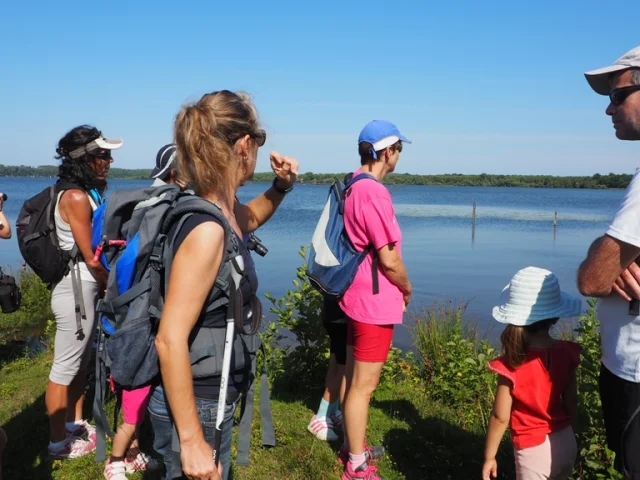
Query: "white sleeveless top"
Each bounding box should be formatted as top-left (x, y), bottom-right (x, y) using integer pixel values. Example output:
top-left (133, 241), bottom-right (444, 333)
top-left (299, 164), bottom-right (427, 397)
top-left (54, 190), bottom-right (99, 283)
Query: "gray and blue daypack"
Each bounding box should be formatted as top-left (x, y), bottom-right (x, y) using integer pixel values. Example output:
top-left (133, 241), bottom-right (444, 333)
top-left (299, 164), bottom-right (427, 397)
top-left (90, 184), bottom-right (274, 466)
top-left (307, 173), bottom-right (380, 298)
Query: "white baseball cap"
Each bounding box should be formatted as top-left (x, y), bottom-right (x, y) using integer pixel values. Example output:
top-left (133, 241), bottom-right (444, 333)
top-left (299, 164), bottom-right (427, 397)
top-left (492, 267), bottom-right (582, 327)
top-left (585, 46), bottom-right (640, 95)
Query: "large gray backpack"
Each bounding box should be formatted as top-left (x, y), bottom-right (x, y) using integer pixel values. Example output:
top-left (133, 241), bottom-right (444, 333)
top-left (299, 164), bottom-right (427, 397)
top-left (91, 184), bottom-right (275, 465)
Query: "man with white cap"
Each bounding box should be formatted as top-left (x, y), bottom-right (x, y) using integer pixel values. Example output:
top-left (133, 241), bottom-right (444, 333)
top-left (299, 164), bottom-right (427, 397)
top-left (578, 45), bottom-right (640, 480)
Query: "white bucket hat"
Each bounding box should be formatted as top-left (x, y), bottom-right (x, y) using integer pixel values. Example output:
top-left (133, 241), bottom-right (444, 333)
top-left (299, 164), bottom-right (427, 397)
top-left (492, 267), bottom-right (582, 326)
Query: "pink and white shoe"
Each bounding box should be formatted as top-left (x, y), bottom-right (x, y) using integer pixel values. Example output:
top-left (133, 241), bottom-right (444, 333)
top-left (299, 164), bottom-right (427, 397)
top-left (307, 414), bottom-right (339, 441)
top-left (124, 451), bottom-right (161, 473)
top-left (66, 420), bottom-right (97, 443)
top-left (331, 409), bottom-right (344, 432)
top-left (104, 459), bottom-right (127, 480)
top-left (48, 436), bottom-right (96, 460)
top-left (342, 461), bottom-right (386, 480)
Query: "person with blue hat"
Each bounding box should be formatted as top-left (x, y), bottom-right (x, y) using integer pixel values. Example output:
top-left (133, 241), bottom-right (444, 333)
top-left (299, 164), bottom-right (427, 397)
top-left (337, 120), bottom-right (412, 480)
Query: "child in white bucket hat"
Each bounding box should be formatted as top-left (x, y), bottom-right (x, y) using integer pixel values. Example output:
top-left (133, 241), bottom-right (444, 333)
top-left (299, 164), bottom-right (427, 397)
top-left (482, 267), bottom-right (582, 480)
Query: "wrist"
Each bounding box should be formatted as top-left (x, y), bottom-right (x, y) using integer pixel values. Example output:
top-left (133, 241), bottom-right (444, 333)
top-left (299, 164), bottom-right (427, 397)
top-left (180, 430), bottom-right (206, 446)
top-left (272, 177), bottom-right (294, 194)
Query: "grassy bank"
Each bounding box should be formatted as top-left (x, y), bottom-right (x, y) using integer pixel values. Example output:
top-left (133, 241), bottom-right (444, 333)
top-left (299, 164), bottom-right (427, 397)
top-left (0, 252), bottom-right (619, 479)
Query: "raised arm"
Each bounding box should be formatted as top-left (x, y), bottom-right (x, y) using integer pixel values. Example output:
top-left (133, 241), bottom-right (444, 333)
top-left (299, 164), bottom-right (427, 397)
top-left (155, 220), bottom-right (224, 480)
top-left (235, 151), bottom-right (298, 234)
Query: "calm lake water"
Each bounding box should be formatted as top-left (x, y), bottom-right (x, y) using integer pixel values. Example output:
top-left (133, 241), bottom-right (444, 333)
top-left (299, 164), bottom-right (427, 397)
top-left (0, 177), bottom-right (625, 349)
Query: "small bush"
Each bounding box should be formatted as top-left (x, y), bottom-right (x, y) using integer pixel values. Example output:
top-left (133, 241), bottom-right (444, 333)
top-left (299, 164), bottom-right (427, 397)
top-left (0, 266), bottom-right (53, 342)
top-left (262, 247), bottom-right (328, 393)
top-left (412, 301), bottom-right (497, 426)
top-left (572, 298), bottom-right (621, 479)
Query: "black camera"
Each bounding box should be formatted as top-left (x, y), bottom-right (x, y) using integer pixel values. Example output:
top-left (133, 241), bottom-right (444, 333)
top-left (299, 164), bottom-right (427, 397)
top-left (246, 234), bottom-right (268, 257)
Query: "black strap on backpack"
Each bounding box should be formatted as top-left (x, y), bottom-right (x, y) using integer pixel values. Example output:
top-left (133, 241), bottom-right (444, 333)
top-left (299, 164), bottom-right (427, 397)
top-left (343, 173), bottom-right (380, 295)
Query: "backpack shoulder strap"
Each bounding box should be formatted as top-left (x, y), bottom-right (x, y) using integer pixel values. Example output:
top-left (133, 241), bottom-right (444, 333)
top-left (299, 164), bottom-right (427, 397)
top-left (345, 172), bottom-right (378, 189)
top-left (160, 196), bottom-right (240, 307)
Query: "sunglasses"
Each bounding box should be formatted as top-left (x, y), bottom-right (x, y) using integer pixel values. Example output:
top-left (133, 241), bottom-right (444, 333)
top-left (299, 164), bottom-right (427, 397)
top-left (393, 142), bottom-right (403, 153)
top-left (231, 129), bottom-right (267, 147)
top-left (251, 129), bottom-right (267, 147)
top-left (609, 85), bottom-right (640, 106)
top-left (93, 150), bottom-right (112, 161)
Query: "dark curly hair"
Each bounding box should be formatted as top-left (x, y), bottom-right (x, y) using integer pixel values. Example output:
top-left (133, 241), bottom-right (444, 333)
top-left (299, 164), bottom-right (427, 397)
top-left (55, 125), bottom-right (102, 191)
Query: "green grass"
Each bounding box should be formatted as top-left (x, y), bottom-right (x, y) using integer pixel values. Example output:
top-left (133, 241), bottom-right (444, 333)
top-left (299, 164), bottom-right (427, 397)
top-left (0, 348), bottom-right (507, 480)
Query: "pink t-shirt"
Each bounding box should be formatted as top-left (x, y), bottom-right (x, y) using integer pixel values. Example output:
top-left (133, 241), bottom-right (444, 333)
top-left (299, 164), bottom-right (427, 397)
top-left (338, 170), bottom-right (404, 325)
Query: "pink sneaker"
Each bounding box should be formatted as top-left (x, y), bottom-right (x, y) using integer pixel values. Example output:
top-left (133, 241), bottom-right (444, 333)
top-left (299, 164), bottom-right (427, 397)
top-left (338, 443), bottom-right (385, 466)
top-left (66, 420), bottom-right (97, 443)
top-left (124, 451), bottom-right (161, 473)
top-left (331, 410), bottom-right (344, 432)
top-left (103, 459), bottom-right (127, 480)
top-left (48, 436), bottom-right (96, 460)
top-left (342, 461), bottom-right (386, 480)
top-left (307, 414), bottom-right (339, 441)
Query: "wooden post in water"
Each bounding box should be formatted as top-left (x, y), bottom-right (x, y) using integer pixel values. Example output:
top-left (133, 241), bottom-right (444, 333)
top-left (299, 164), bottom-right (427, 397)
top-left (471, 201), bottom-right (477, 244)
top-left (553, 212), bottom-right (558, 227)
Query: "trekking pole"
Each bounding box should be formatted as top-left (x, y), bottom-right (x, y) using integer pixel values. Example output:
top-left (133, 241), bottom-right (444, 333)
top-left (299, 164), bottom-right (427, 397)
top-left (213, 255), bottom-right (245, 467)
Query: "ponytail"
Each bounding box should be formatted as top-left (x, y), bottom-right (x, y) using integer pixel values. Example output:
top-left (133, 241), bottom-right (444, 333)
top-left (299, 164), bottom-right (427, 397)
top-left (500, 324), bottom-right (527, 369)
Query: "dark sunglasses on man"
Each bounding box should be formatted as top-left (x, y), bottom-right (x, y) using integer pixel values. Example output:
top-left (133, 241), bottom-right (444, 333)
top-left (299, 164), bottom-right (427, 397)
top-left (609, 85), bottom-right (640, 106)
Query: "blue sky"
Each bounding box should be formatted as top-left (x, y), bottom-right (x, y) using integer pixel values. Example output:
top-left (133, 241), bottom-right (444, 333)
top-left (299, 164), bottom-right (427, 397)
top-left (1, 0), bottom-right (639, 175)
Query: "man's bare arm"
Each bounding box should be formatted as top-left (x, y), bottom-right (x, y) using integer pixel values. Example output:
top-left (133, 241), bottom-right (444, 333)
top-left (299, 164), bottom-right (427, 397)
top-left (577, 235), bottom-right (640, 297)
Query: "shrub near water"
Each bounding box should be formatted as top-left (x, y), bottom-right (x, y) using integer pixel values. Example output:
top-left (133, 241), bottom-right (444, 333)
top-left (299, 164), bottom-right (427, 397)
top-left (412, 301), bottom-right (497, 426)
top-left (0, 266), bottom-right (53, 342)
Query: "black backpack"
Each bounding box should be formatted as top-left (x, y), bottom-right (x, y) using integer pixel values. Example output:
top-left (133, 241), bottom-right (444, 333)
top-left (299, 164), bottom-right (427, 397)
top-left (0, 268), bottom-right (21, 314)
top-left (16, 181), bottom-right (83, 286)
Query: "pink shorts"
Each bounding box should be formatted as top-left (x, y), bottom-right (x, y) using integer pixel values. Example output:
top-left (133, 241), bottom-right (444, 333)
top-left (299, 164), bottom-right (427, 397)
top-left (122, 385), bottom-right (152, 425)
top-left (347, 319), bottom-right (394, 363)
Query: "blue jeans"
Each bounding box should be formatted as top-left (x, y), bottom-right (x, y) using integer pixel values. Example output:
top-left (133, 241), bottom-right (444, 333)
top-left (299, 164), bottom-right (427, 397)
top-left (148, 385), bottom-right (238, 480)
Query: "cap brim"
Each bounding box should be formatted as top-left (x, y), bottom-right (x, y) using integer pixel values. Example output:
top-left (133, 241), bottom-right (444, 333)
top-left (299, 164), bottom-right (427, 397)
top-left (584, 64), bottom-right (631, 95)
top-left (399, 134), bottom-right (411, 144)
top-left (95, 137), bottom-right (124, 150)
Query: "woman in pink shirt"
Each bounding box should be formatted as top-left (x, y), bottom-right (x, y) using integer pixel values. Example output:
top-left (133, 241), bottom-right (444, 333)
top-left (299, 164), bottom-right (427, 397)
top-left (340, 120), bottom-right (412, 480)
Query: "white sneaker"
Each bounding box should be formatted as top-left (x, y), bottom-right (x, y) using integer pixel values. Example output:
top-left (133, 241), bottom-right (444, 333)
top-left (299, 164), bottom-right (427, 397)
top-left (104, 459), bottom-right (127, 480)
top-left (124, 451), bottom-right (161, 473)
top-left (307, 414), bottom-right (339, 442)
top-left (48, 435), bottom-right (96, 460)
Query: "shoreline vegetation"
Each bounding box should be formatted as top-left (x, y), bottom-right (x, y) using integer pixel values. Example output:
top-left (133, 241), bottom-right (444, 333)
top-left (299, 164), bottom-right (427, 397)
top-left (0, 250), bottom-right (621, 478)
top-left (0, 164), bottom-right (632, 189)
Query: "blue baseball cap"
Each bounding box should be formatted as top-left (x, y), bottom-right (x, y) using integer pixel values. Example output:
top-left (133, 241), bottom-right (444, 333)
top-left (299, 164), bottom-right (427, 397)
top-left (358, 120), bottom-right (411, 159)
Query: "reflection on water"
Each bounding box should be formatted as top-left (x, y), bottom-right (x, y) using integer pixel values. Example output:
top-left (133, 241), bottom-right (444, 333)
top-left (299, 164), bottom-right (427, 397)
top-left (0, 178), bottom-right (625, 348)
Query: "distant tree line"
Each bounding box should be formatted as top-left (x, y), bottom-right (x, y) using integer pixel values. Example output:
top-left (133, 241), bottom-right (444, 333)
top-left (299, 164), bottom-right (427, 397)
top-left (254, 171), bottom-right (633, 189)
top-left (0, 164), bottom-right (632, 189)
top-left (0, 164), bottom-right (151, 180)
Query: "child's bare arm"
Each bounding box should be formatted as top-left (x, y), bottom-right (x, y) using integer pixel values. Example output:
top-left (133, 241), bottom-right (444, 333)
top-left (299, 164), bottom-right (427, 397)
top-left (562, 368), bottom-right (578, 427)
top-left (482, 376), bottom-right (513, 479)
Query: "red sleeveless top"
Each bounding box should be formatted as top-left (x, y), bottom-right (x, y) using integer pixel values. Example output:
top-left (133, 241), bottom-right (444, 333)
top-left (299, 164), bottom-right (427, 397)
top-left (488, 340), bottom-right (581, 449)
